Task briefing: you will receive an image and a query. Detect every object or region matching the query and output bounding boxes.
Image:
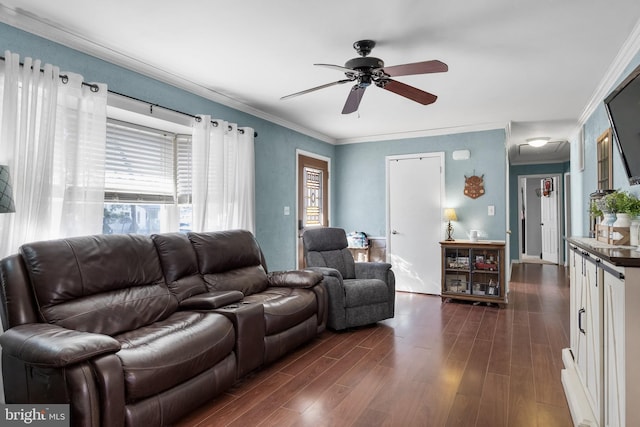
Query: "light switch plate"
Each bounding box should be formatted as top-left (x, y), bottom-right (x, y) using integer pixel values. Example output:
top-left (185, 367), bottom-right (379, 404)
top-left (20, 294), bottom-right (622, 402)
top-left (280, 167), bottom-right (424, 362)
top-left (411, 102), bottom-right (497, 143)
top-left (488, 205), bottom-right (495, 216)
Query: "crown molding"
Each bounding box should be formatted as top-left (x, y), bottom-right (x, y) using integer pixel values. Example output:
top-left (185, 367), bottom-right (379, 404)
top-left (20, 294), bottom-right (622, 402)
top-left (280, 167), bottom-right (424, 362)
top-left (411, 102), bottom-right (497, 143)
top-left (0, 5), bottom-right (336, 144)
top-left (578, 17), bottom-right (640, 126)
top-left (335, 121), bottom-right (507, 145)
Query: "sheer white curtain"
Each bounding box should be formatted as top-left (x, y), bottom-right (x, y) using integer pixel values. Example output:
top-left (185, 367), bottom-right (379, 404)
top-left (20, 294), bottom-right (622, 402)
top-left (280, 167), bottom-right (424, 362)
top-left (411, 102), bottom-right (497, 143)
top-left (0, 51), bottom-right (107, 257)
top-left (54, 72), bottom-right (108, 237)
top-left (192, 116), bottom-right (255, 233)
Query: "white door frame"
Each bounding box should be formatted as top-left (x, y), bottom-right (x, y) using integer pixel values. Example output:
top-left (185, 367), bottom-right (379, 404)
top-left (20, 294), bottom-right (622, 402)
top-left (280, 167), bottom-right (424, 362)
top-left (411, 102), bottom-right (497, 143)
top-left (295, 149), bottom-right (331, 268)
top-left (564, 172), bottom-right (571, 267)
top-left (386, 152), bottom-right (445, 294)
top-left (516, 172), bottom-right (562, 264)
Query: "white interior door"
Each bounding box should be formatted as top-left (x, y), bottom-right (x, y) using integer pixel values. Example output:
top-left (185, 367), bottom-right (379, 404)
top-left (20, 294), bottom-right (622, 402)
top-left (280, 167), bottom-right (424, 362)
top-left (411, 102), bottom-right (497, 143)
top-left (387, 153), bottom-right (444, 294)
top-left (541, 176), bottom-right (560, 264)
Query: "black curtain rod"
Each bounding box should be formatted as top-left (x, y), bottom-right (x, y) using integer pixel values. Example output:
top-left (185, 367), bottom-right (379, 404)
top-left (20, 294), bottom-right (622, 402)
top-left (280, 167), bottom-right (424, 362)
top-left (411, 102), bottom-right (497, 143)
top-left (0, 56), bottom-right (257, 138)
top-left (0, 55), bottom-right (100, 92)
top-left (109, 90), bottom-right (258, 138)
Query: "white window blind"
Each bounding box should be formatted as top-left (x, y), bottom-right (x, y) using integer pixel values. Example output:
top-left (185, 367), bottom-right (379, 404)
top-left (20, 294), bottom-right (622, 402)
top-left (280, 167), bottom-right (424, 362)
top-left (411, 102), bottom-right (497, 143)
top-left (105, 120), bottom-right (176, 203)
top-left (176, 134), bottom-right (192, 204)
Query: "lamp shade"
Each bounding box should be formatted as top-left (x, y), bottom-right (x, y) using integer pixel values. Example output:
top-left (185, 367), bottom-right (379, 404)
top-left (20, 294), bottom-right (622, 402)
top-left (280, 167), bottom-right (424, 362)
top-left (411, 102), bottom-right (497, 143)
top-left (0, 165), bottom-right (16, 213)
top-left (443, 208), bottom-right (457, 221)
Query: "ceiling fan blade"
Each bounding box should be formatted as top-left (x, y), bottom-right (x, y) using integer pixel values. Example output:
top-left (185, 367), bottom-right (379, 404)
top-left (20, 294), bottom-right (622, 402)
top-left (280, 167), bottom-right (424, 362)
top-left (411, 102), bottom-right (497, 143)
top-left (381, 79), bottom-right (438, 105)
top-left (314, 63), bottom-right (361, 76)
top-left (342, 85), bottom-right (367, 114)
top-left (281, 79), bottom-right (352, 100)
top-left (380, 60), bottom-right (448, 77)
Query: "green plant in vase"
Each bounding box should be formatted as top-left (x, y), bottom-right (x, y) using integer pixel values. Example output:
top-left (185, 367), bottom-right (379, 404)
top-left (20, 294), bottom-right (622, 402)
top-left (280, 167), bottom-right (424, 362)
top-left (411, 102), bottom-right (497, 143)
top-left (600, 190), bottom-right (640, 227)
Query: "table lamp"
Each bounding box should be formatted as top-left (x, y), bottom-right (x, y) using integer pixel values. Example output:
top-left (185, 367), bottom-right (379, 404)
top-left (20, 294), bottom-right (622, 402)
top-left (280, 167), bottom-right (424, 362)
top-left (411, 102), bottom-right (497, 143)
top-left (0, 165), bottom-right (16, 213)
top-left (444, 208), bottom-right (457, 241)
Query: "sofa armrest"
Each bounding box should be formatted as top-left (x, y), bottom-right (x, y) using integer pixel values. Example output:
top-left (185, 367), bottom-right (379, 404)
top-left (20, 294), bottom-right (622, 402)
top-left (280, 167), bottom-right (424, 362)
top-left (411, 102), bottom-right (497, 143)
top-left (355, 262), bottom-right (392, 282)
top-left (304, 266), bottom-right (343, 282)
top-left (267, 270), bottom-right (323, 288)
top-left (179, 290), bottom-right (244, 310)
top-left (0, 323), bottom-right (121, 368)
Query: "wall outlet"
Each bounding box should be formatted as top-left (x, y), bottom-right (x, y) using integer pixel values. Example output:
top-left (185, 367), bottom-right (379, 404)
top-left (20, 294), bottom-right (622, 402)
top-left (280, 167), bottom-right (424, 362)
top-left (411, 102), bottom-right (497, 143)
top-left (284, 206), bottom-right (290, 215)
top-left (488, 205), bottom-right (495, 216)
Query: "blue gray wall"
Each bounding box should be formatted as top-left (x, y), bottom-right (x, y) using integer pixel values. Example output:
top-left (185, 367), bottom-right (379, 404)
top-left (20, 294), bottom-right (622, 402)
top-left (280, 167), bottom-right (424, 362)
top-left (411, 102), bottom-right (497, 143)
top-left (571, 52), bottom-right (640, 237)
top-left (0, 23), bottom-right (509, 269)
top-left (334, 129), bottom-right (508, 241)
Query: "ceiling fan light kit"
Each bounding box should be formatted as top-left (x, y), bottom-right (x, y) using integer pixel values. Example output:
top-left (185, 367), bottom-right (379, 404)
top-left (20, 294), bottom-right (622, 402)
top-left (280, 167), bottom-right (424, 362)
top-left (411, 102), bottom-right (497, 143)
top-left (527, 137), bottom-right (550, 148)
top-left (281, 40), bottom-right (448, 114)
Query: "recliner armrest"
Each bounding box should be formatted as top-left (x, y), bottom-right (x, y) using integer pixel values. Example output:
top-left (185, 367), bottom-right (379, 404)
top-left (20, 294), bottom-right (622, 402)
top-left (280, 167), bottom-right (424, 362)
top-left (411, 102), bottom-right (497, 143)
top-left (179, 290), bottom-right (244, 310)
top-left (267, 270), bottom-right (323, 288)
top-left (0, 323), bottom-right (121, 368)
top-left (304, 267), bottom-right (343, 282)
top-left (355, 262), bottom-right (392, 281)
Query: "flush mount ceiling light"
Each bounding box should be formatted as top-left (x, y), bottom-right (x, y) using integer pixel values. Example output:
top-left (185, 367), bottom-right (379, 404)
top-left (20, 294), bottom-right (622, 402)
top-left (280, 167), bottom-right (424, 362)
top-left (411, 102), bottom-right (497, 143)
top-left (527, 137), bottom-right (550, 148)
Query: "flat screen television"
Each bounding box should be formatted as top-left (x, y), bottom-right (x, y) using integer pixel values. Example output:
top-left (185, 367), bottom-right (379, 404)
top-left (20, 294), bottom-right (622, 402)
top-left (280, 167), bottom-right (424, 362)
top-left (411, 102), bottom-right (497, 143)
top-left (604, 63), bottom-right (640, 185)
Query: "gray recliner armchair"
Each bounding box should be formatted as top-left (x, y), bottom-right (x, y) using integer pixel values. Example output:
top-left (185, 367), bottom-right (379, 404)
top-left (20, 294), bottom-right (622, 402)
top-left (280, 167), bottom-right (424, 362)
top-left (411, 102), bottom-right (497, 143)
top-left (302, 227), bottom-right (395, 330)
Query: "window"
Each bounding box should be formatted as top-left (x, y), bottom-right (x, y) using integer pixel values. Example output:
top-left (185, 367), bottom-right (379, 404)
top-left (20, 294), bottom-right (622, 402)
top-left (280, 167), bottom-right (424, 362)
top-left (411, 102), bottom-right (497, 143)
top-left (103, 119), bottom-right (192, 235)
top-left (303, 166), bottom-right (323, 227)
top-left (597, 128), bottom-right (613, 190)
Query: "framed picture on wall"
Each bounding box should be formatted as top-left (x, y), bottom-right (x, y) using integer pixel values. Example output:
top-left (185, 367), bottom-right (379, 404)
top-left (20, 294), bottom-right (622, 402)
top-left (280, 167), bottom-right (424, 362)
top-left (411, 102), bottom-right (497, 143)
top-left (543, 177), bottom-right (553, 196)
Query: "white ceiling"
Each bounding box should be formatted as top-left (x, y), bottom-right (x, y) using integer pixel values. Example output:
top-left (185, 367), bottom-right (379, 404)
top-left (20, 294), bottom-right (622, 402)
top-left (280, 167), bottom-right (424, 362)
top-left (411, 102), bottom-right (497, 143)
top-left (2, 1), bottom-right (640, 164)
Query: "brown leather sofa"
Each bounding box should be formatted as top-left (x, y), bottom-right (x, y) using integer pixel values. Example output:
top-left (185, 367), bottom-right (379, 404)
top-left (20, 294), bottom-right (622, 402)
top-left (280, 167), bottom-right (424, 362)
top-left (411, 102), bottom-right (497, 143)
top-left (0, 230), bottom-right (327, 427)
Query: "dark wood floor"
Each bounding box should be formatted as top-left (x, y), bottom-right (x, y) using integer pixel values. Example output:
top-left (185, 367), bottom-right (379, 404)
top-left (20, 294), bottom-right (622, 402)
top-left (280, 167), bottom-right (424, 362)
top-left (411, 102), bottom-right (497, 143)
top-left (176, 263), bottom-right (572, 427)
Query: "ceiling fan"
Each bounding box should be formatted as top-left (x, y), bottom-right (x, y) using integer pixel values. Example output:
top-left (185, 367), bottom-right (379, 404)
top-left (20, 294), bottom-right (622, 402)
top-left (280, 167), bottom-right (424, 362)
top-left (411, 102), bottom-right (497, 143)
top-left (281, 40), bottom-right (448, 114)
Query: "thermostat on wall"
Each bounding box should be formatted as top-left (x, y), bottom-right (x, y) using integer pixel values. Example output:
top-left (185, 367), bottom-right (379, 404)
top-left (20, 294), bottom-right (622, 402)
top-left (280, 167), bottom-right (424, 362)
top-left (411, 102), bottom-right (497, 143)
top-left (452, 150), bottom-right (470, 160)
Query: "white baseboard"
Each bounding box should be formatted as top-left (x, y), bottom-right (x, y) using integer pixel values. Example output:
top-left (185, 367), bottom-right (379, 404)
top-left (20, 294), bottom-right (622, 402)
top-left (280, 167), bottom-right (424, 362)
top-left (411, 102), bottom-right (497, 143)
top-left (561, 348), bottom-right (597, 426)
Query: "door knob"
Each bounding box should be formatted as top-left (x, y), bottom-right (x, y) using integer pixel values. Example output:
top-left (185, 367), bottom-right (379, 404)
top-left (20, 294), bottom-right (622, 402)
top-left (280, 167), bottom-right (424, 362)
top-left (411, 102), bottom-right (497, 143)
top-left (391, 230), bottom-right (399, 235)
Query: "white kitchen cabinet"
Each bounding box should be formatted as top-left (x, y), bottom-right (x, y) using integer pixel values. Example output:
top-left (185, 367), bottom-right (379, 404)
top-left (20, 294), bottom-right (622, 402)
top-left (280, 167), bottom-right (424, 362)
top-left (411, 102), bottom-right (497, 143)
top-left (566, 245), bottom-right (602, 425)
top-left (603, 264), bottom-right (624, 427)
top-left (564, 238), bottom-right (640, 427)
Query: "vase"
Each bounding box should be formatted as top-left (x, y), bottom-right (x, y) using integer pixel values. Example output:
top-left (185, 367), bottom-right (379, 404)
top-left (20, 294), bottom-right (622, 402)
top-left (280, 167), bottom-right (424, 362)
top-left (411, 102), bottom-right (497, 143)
top-left (613, 213), bottom-right (632, 227)
top-left (602, 213), bottom-right (617, 226)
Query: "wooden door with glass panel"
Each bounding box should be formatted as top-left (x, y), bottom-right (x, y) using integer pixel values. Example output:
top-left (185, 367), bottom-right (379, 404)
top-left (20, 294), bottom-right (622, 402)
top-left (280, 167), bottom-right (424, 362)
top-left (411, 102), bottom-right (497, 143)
top-left (298, 154), bottom-right (329, 268)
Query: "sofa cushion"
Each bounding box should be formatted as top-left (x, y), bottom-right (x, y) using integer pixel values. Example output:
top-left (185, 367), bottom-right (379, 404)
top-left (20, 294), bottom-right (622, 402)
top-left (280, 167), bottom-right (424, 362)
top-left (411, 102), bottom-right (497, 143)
top-left (188, 230), bottom-right (265, 274)
top-left (151, 233), bottom-right (207, 302)
top-left (20, 234), bottom-right (177, 336)
top-left (244, 288), bottom-right (317, 335)
top-left (343, 279), bottom-right (390, 308)
top-left (189, 230), bottom-right (269, 295)
top-left (203, 266), bottom-right (268, 295)
top-left (115, 311), bottom-right (234, 402)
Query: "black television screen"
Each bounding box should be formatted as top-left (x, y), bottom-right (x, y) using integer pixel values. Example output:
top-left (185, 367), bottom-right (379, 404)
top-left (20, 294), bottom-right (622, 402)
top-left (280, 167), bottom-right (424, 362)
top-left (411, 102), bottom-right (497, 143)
top-left (604, 63), bottom-right (640, 186)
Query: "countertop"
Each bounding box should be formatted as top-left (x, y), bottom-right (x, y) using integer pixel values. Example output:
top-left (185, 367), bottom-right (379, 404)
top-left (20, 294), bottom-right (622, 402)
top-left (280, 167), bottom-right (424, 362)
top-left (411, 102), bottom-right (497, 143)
top-left (566, 237), bottom-right (640, 267)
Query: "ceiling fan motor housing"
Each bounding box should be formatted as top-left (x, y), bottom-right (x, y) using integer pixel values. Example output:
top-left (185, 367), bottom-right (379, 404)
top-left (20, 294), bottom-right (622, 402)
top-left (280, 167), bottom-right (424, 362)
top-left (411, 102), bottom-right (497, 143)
top-left (344, 57), bottom-right (385, 72)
